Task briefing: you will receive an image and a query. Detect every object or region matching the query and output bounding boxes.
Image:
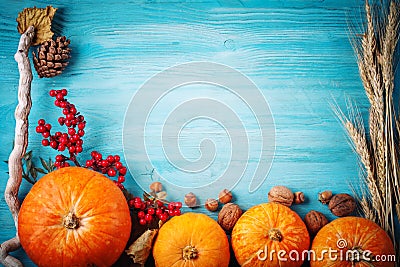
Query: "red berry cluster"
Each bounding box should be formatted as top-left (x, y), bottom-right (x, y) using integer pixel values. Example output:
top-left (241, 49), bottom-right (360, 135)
top-left (128, 197), bottom-right (182, 225)
top-left (36, 89), bottom-right (85, 168)
top-left (85, 151), bottom-right (127, 189)
top-left (36, 88), bottom-right (127, 189)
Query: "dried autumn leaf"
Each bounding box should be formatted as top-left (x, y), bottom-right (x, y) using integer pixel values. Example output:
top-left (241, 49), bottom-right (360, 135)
top-left (156, 191), bottom-right (167, 200)
top-left (16, 6), bottom-right (57, 46)
top-left (126, 229), bottom-right (158, 265)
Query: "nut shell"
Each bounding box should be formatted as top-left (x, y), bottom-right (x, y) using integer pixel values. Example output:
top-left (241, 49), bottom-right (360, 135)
top-left (268, 185), bottom-right (294, 207)
top-left (218, 203), bottom-right (242, 231)
top-left (205, 198), bottom-right (219, 212)
top-left (149, 182), bottom-right (163, 193)
top-left (218, 189), bottom-right (233, 204)
top-left (184, 192), bottom-right (198, 208)
top-left (304, 210), bottom-right (329, 236)
top-left (318, 190), bottom-right (333, 204)
top-left (328, 193), bottom-right (356, 217)
top-left (293, 192), bottom-right (305, 204)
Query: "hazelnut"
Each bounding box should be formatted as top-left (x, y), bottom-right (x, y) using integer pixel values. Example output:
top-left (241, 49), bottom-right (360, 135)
top-left (205, 198), bottom-right (219, 212)
top-left (293, 192), bottom-right (305, 204)
top-left (318, 190), bottom-right (333, 204)
top-left (328, 193), bottom-right (356, 217)
top-left (149, 182), bottom-right (162, 193)
top-left (268, 185), bottom-right (294, 207)
top-left (304, 210), bottom-right (329, 236)
top-left (184, 192), bottom-right (198, 208)
top-left (218, 203), bottom-right (243, 231)
top-left (218, 189), bottom-right (233, 204)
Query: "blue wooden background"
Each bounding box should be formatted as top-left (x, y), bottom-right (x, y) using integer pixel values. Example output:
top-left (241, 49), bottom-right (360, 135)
top-left (0, 0), bottom-right (381, 266)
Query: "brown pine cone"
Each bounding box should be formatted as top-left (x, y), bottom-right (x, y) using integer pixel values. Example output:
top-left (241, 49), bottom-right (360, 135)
top-left (32, 36), bottom-right (71, 78)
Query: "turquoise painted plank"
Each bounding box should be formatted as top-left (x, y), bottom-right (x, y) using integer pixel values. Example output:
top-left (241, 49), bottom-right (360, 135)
top-left (0, 0), bottom-right (386, 266)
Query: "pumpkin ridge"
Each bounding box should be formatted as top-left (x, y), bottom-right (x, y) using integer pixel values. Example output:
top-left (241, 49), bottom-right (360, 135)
top-left (264, 204), bottom-right (307, 245)
top-left (55, 173), bottom-right (98, 232)
top-left (37, 224), bottom-right (66, 265)
top-left (79, 209), bottom-right (130, 219)
top-left (153, 248), bottom-right (180, 264)
top-left (323, 261), bottom-right (341, 267)
top-left (356, 228), bottom-right (380, 250)
top-left (191, 222), bottom-right (228, 251)
top-left (242, 213), bottom-right (270, 232)
top-left (274, 205), bottom-right (302, 232)
top-left (69, 172), bottom-right (97, 215)
top-left (21, 179), bottom-right (64, 218)
top-left (186, 214), bottom-right (206, 250)
top-left (277, 223), bottom-right (309, 247)
top-left (154, 238), bottom-right (182, 249)
top-left (188, 216), bottom-right (197, 249)
top-left (169, 259), bottom-right (183, 267)
top-left (241, 250), bottom-right (260, 267)
top-left (155, 234), bottom-right (183, 252)
top-left (260, 202), bottom-right (275, 228)
top-left (72, 226), bottom-right (106, 266)
top-left (328, 219), bottom-right (351, 250)
top-left (95, 227), bottom-right (131, 240)
top-left (340, 219), bottom-right (389, 264)
top-left (55, 182), bottom-right (68, 213)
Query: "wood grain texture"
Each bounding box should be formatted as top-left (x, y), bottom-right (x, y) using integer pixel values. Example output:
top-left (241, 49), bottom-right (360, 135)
top-left (0, 0), bottom-right (388, 266)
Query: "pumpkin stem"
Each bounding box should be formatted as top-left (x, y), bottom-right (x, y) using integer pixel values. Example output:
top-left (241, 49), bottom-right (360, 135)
top-left (63, 211), bottom-right (80, 229)
top-left (268, 228), bottom-right (283, 241)
top-left (182, 245), bottom-right (198, 261)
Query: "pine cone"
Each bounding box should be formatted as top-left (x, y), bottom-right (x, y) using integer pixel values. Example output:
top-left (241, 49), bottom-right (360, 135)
top-left (32, 36), bottom-right (71, 78)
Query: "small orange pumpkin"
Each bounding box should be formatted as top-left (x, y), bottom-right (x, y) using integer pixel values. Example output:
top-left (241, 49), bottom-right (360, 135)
top-left (152, 212), bottom-right (230, 267)
top-left (18, 167), bottom-right (132, 267)
top-left (310, 217), bottom-right (395, 267)
top-left (232, 203), bottom-right (310, 267)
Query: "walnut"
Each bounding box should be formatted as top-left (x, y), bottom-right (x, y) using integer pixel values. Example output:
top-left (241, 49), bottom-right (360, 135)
top-left (304, 210), bottom-right (329, 236)
top-left (218, 203), bottom-right (242, 231)
top-left (293, 192), bottom-right (305, 204)
top-left (205, 198), bottom-right (219, 212)
top-left (328, 193), bottom-right (356, 217)
top-left (268, 185), bottom-right (294, 207)
top-left (218, 189), bottom-right (232, 204)
top-left (318, 190), bottom-right (333, 204)
top-left (184, 192), bottom-right (198, 208)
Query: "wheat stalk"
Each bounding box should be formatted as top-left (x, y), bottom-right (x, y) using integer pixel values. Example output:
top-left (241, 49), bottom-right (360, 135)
top-left (381, 1), bottom-right (399, 95)
top-left (363, 1), bottom-right (381, 97)
top-left (382, 0), bottom-right (400, 191)
top-left (344, 120), bottom-right (384, 222)
top-left (360, 1), bottom-right (388, 195)
top-left (344, 0), bottom-right (400, 261)
top-left (345, 121), bottom-right (373, 178)
top-left (361, 195), bottom-right (377, 221)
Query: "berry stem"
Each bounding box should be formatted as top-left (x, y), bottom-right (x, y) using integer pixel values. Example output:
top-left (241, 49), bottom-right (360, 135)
top-left (69, 155), bottom-right (81, 167)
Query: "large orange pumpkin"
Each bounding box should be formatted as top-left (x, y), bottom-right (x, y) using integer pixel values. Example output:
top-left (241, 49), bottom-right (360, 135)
top-left (310, 217), bottom-right (395, 267)
top-left (232, 203), bottom-right (310, 267)
top-left (18, 167), bottom-right (132, 267)
top-left (152, 212), bottom-right (230, 267)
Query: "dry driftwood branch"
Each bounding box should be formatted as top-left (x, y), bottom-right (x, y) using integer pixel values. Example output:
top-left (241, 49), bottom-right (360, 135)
top-left (0, 25), bottom-right (34, 267)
